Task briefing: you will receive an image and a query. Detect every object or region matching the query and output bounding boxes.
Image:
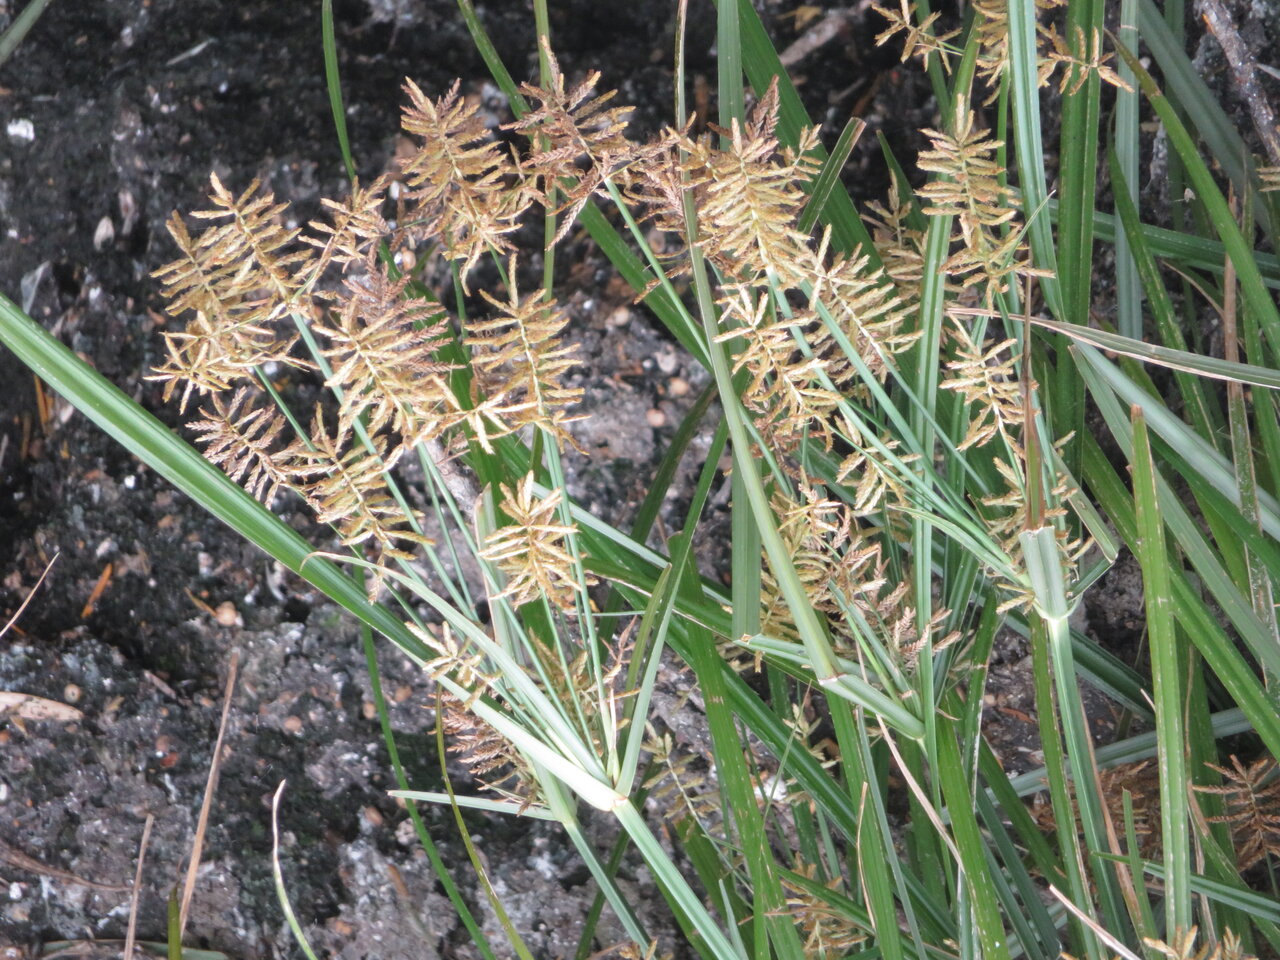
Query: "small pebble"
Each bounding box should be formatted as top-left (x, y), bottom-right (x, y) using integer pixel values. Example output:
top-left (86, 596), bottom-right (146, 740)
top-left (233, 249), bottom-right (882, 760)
top-left (6, 118), bottom-right (34, 143)
top-left (363, 805), bottom-right (384, 827)
top-left (645, 408), bottom-right (666, 428)
top-left (668, 376), bottom-right (690, 397)
top-left (93, 216), bottom-right (114, 251)
top-left (118, 188), bottom-right (138, 234)
top-left (606, 305), bottom-right (632, 327)
top-left (282, 715), bottom-right (304, 734)
top-left (395, 819), bottom-right (416, 845)
top-left (154, 734), bottom-right (172, 755)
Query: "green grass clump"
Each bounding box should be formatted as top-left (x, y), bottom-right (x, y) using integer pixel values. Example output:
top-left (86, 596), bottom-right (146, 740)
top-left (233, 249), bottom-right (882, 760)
top-left (4, 0), bottom-right (1280, 958)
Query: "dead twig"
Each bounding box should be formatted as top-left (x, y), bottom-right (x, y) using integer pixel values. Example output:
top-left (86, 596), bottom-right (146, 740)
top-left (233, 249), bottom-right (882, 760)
top-left (779, 8), bottom-right (857, 69)
top-left (177, 650), bottom-right (239, 938)
top-left (1197, 0), bottom-right (1280, 165)
top-left (123, 814), bottom-right (155, 960)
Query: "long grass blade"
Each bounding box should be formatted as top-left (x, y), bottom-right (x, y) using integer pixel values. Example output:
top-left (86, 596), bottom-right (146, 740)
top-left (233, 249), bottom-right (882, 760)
top-left (1130, 408), bottom-right (1191, 937)
top-left (1007, 0), bottom-right (1062, 316)
top-left (1029, 316), bottom-right (1280, 389)
top-left (1113, 0), bottom-right (1140, 340)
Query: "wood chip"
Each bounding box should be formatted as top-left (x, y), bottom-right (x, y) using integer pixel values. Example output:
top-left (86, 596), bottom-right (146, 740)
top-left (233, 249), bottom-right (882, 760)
top-left (213, 601), bottom-right (240, 627)
top-left (0, 691), bottom-right (83, 722)
top-left (80, 562), bottom-right (113, 619)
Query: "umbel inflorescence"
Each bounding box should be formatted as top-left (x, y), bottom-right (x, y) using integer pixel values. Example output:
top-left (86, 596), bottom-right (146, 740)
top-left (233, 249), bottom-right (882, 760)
top-left (149, 39), bottom-right (1083, 795)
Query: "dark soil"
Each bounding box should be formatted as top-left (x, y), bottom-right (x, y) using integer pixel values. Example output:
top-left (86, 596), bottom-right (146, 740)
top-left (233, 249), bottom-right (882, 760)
top-left (3, 0), bottom-right (1255, 956)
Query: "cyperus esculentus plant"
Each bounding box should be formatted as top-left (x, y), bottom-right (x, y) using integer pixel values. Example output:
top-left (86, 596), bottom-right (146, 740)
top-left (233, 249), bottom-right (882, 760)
top-left (141, 36), bottom-right (1101, 959)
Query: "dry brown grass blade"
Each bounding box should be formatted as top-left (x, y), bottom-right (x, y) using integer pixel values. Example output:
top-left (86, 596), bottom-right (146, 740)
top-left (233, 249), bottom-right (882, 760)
top-left (123, 813), bottom-right (155, 960)
top-left (0, 552), bottom-right (56, 640)
top-left (1049, 885), bottom-right (1144, 960)
top-left (0, 556), bottom-right (84, 724)
top-left (177, 650), bottom-right (239, 938)
top-left (0, 838), bottom-right (130, 892)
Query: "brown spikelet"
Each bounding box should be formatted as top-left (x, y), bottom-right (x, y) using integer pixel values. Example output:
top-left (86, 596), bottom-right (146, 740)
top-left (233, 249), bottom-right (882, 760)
top-left (871, 0), bottom-right (960, 74)
top-left (969, 0), bottom-right (1060, 99)
top-left (1031, 760), bottom-right (1162, 857)
top-left (864, 173), bottom-right (929, 301)
top-left (506, 39), bottom-right (660, 241)
top-left (915, 113), bottom-right (1047, 302)
top-left (149, 174), bottom-right (314, 410)
top-left (835, 429), bottom-right (919, 520)
top-left (313, 254), bottom-right (460, 446)
top-left (759, 481), bottom-right (862, 642)
top-left (283, 406), bottom-right (432, 564)
top-left (187, 388), bottom-right (293, 504)
top-left (780, 862), bottom-right (868, 955)
top-left (757, 478), bottom-right (954, 668)
top-left (466, 259), bottom-right (584, 444)
top-left (1043, 24), bottom-right (1132, 96)
top-left (480, 474), bottom-right (588, 611)
top-left (437, 690), bottom-right (541, 807)
top-left (939, 324), bottom-right (1028, 452)
top-left (916, 116), bottom-right (1016, 245)
top-left (301, 176), bottom-right (392, 280)
top-left (1196, 755), bottom-right (1280, 870)
top-left (640, 727), bottom-right (721, 823)
top-left (805, 230), bottom-right (919, 389)
top-left (147, 299), bottom-right (280, 412)
top-left (715, 283), bottom-right (841, 452)
top-left (410, 621), bottom-right (488, 693)
top-left (682, 80), bottom-right (820, 286)
top-left (624, 135), bottom-right (693, 238)
top-left (1143, 927), bottom-right (1256, 960)
top-left (399, 79), bottom-right (532, 286)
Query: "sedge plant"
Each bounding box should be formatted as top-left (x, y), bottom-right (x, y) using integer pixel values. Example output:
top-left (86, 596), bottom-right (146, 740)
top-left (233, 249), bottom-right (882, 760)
top-left (3, 0), bottom-right (1280, 958)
